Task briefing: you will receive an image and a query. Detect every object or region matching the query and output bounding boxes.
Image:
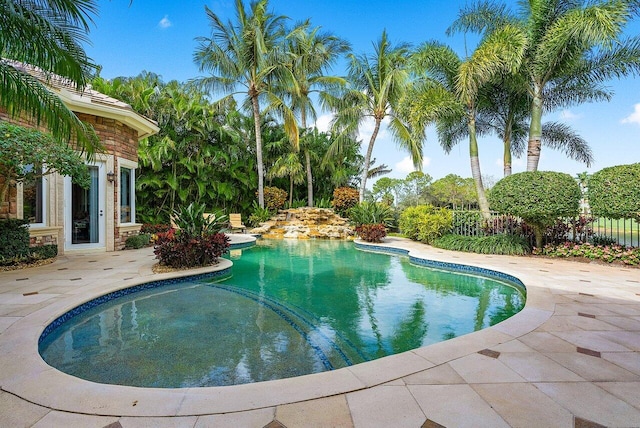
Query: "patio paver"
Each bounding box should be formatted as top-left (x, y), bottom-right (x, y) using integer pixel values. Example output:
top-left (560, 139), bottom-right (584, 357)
top-left (1, 237), bottom-right (639, 427)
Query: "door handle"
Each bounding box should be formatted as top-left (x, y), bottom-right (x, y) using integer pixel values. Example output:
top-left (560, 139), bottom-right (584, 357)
top-left (99, 209), bottom-right (103, 217)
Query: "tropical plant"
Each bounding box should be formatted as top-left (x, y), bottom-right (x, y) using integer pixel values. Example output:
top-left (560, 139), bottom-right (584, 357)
top-left (329, 30), bottom-right (423, 202)
top-left (171, 203), bottom-right (227, 238)
top-left (0, 218), bottom-right (30, 258)
top-left (247, 202), bottom-right (273, 227)
top-left (0, 0), bottom-right (100, 152)
top-left (399, 205), bottom-right (453, 244)
top-left (588, 163), bottom-right (640, 220)
top-left (281, 21), bottom-right (350, 207)
top-left (488, 171), bottom-right (581, 248)
top-left (262, 186), bottom-right (287, 211)
top-left (154, 228), bottom-right (230, 269)
top-left (268, 152), bottom-right (305, 207)
top-left (433, 233), bottom-right (531, 255)
top-left (124, 234), bottom-right (151, 249)
top-left (347, 202), bottom-right (395, 228)
top-left (192, 0), bottom-right (298, 208)
top-left (355, 224), bottom-right (387, 243)
top-left (406, 24), bottom-right (526, 218)
top-left (331, 186), bottom-right (359, 216)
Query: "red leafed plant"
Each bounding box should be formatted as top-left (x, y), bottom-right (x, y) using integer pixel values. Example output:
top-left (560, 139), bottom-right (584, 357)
top-left (355, 223), bottom-right (387, 243)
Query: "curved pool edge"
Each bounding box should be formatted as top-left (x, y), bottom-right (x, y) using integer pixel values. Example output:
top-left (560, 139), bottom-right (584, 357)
top-left (0, 239), bottom-right (558, 418)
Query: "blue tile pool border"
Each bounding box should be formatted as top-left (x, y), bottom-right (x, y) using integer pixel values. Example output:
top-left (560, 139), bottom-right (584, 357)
top-left (354, 241), bottom-right (526, 292)
top-left (38, 267), bottom-right (232, 345)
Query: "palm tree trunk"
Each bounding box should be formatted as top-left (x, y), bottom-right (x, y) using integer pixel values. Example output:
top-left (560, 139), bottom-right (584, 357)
top-left (289, 174), bottom-right (294, 207)
top-left (503, 109), bottom-right (514, 177)
top-left (251, 94), bottom-right (265, 208)
top-left (468, 114), bottom-right (491, 220)
top-left (527, 83), bottom-right (543, 172)
top-left (301, 114), bottom-right (313, 207)
top-left (360, 118), bottom-right (381, 202)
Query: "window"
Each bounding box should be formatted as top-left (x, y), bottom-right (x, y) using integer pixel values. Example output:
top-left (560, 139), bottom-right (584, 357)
top-left (120, 166), bottom-right (135, 224)
top-left (21, 165), bottom-right (46, 226)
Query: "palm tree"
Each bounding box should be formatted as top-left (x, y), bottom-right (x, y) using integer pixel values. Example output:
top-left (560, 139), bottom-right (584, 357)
top-left (283, 21), bottom-right (350, 207)
top-left (0, 0), bottom-right (100, 152)
top-left (192, 0), bottom-right (297, 208)
top-left (268, 152), bottom-right (305, 207)
top-left (330, 30), bottom-right (423, 202)
top-left (408, 24), bottom-right (526, 218)
top-left (450, 0), bottom-right (640, 171)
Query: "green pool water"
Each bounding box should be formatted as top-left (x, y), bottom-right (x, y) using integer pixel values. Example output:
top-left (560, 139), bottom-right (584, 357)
top-left (39, 240), bottom-right (525, 388)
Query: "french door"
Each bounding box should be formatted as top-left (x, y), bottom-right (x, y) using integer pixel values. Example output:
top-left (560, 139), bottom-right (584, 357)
top-left (65, 163), bottom-right (106, 250)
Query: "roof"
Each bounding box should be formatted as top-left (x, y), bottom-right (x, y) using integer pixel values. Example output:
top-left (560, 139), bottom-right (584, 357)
top-left (5, 60), bottom-right (159, 139)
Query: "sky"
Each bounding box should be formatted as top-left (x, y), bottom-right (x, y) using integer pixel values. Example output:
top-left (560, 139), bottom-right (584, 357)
top-left (86, 0), bottom-right (640, 186)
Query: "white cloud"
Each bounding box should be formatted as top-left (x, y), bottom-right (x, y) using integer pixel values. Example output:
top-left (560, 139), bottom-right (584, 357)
top-left (395, 156), bottom-right (431, 174)
top-left (621, 103), bottom-right (640, 125)
top-left (314, 114), bottom-right (333, 133)
top-left (158, 15), bottom-right (172, 29)
top-left (560, 109), bottom-right (581, 121)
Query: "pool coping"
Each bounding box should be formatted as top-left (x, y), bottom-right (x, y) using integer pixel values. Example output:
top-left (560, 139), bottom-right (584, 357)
top-left (1, 236), bottom-right (638, 424)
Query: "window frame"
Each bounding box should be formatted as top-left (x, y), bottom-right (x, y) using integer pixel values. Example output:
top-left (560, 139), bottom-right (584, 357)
top-left (19, 166), bottom-right (47, 228)
top-left (118, 158), bottom-right (137, 225)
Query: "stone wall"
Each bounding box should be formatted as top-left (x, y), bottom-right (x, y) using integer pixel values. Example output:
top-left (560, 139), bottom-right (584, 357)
top-left (251, 207), bottom-right (354, 240)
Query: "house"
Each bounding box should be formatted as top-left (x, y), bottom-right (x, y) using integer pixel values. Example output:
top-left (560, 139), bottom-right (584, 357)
top-left (0, 64), bottom-right (159, 254)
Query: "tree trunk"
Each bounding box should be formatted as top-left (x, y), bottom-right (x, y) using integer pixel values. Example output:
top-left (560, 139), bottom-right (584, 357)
top-left (527, 83), bottom-right (543, 172)
top-left (467, 114), bottom-right (491, 220)
top-left (289, 174), bottom-right (294, 207)
top-left (251, 94), bottom-right (265, 208)
top-left (301, 114), bottom-right (313, 207)
top-left (503, 108), bottom-right (514, 177)
top-left (359, 118), bottom-right (381, 203)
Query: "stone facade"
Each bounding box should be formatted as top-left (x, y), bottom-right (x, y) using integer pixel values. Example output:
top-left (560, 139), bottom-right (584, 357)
top-left (251, 207), bottom-right (355, 240)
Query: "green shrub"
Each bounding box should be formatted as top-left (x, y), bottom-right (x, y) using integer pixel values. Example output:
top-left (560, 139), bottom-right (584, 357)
top-left (399, 205), bottom-right (453, 244)
top-left (30, 244), bottom-right (58, 260)
top-left (589, 163), bottom-right (640, 220)
top-left (534, 242), bottom-right (640, 266)
top-left (125, 234), bottom-right (151, 249)
top-left (452, 210), bottom-right (484, 236)
top-left (331, 187), bottom-right (359, 216)
top-left (348, 202), bottom-right (395, 228)
top-left (172, 203), bottom-right (227, 238)
top-left (355, 224), bottom-right (387, 242)
top-left (262, 186), bottom-right (287, 211)
top-left (315, 197), bottom-right (332, 208)
top-left (0, 219), bottom-right (30, 258)
top-left (489, 171), bottom-right (581, 248)
top-left (140, 223), bottom-right (172, 234)
top-left (433, 234), bottom-right (531, 255)
top-left (248, 202), bottom-right (273, 227)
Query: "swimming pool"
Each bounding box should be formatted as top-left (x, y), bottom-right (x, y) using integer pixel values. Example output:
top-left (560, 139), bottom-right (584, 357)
top-left (39, 240), bottom-right (525, 388)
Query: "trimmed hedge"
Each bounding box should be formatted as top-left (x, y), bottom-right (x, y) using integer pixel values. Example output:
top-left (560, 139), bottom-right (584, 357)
top-left (0, 219), bottom-right (30, 258)
top-left (589, 163), bottom-right (640, 220)
top-left (399, 205), bottom-right (453, 244)
top-left (125, 234), bottom-right (151, 249)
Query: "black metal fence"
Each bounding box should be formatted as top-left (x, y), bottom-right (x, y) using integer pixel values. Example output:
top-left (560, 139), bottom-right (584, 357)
top-left (452, 211), bottom-right (640, 248)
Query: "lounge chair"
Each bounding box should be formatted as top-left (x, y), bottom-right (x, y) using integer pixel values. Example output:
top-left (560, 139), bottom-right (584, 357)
top-left (229, 213), bottom-right (246, 233)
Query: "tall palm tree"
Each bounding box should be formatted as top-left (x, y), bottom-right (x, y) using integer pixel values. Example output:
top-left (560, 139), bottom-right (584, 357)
top-left (408, 24), bottom-right (526, 218)
top-left (450, 0), bottom-right (640, 171)
top-left (283, 21), bottom-right (350, 207)
top-left (330, 31), bottom-right (422, 202)
top-left (268, 152), bottom-right (305, 206)
top-left (192, 0), bottom-right (297, 208)
top-left (0, 0), bottom-right (100, 152)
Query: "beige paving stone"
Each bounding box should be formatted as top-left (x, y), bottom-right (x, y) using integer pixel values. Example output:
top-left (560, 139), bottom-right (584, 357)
top-left (595, 382), bottom-right (640, 410)
top-left (402, 363), bottom-right (466, 385)
top-left (551, 330), bottom-right (633, 352)
top-left (519, 331), bottom-right (577, 352)
top-left (0, 316), bottom-right (20, 333)
top-left (598, 330), bottom-right (640, 351)
top-left (119, 416), bottom-right (199, 427)
top-left (538, 315), bottom-right (623, 332)
top-left (535, 382), bottom-right (640, 427)
top-left (602, 351), bottom-right (640, 375)
top-left (492, 307), bottom-right (552, 337)
top-left (347, 385), bottom-right (426, 428)
top-left (194, 408), bottom-right (274, 427)
top-left (491, 339), bottom-right (535, 353)
top-left (498, 352), bottom-right (584, 382)
top-left (591, 303), bottom-right (640, 316)
top-left (0, 390), bottom-right (50, 428)
top-left (544, 352), bottom-right (640, 382)
top-left (31, 410), bottom-right (119, 428)
top-left (554, 303), bottom-right (619, 316)
top-left (412, 328), bottom-right (513, 365)
top-left (472, 383), bottom-right (573, 427)
top-left (597, 315), bottom-right (640, 330)
top-left (449, 353), bottom-right (525, 384)
top-left (276, 394), bottom-right (354, 428)
top-left (408, 384), bottom-right (509, 428)
top-left (346, 351), bottom-right (433, 387)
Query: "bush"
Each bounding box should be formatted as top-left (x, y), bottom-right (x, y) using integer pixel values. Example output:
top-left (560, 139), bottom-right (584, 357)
top-left (248, 202), bottom-right (273, 227)
top-left (262, 187), bottom-right (287, 211)
top-left (348, 202), bottom-right (395, 228)
top-left (30, 244), bottom-right (58, 260)
top-left (355, 224), bottom-right (387, 243)
top-left (0, 219), bottom-right (31, 258)
top-left (172, 203), bottom-right (227, 237)
top-left (433, 234), bottom-right (531, 255)
top-left (489, 171), bottom-right (581, 248)
top-left (125, 234), bottom-right (151, 249)
top-left (315, 197), bottom-right (332, 208)
top-left (534, 242), bottom-right (640, 266)
top-left (140, 223), bottom-right (172, 234)
top-left (154, 229), bottom-right (230, 268)
top-left (331, 187), bottom-right (359, 216)
top-left (589, 163), bottom-right (640, 220)
top-left (399, 205), bottom-right (453, 244)
top-left (452, 211), bottom-right (484, 236)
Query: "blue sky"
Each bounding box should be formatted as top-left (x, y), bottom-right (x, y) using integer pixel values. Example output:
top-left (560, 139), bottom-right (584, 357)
top-left (87, 0), bottom-right (640, 184)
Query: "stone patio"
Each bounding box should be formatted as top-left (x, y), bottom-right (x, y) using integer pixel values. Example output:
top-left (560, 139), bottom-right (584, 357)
top-left (0, 237), bottom-right (639, 427)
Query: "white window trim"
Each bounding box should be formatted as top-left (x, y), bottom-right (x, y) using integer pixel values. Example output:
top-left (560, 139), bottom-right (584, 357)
top-left (118, 158), bottom-right (138, 226)
top-left (17, 170), bottom-right (48, 229)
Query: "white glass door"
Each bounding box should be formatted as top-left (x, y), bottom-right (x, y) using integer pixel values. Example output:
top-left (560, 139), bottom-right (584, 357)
top-left (65, 163), bottom-right (106, 249)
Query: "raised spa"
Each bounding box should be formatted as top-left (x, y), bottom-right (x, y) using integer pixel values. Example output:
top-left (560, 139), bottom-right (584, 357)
top-left (39, 240), bottom-right (525, 388)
